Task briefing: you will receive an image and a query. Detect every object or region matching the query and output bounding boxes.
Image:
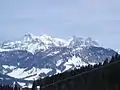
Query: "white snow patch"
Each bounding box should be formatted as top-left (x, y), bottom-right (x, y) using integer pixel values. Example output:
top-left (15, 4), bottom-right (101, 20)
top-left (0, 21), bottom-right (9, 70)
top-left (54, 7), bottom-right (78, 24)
top-left (63, 56), bottom-right (88, 72)
top-left (2, 65), bottom-right (16, 70)
top-left (89, 62), bottom-right (96, 65)
top-left (7, 67), bottom-right (52, 80)
top-left (63, 65), bottom-right (72, 72)
top-left (17, 82), bottom-right (33, 88)
top-left (56, 69), bottom-right (61, 74)
top-left (17, 82), bottom-right (26, 87)
top-left (47, 51), bottom-right (59, 56)
top-left (65, 56), bottom-right (88, 66)
top-left (17, 63), bottom-right (20, 66)
top-left (7, 68), bottom-right (26, 79)
top-left (72, 47), bottom-right (83, 52)
top-left (39, 68), bottom-right (52, 74)
top-left (0, 48), bottom-right (11, 52)
top-left (56, 59), bottom-right (64, 66)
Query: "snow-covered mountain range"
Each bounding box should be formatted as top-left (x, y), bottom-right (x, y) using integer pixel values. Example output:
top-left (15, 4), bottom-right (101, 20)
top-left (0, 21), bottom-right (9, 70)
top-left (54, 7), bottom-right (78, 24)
top-left (0, 33), bottom-right (99, 53)
top-left (0, 33), bottom-right (117, 87)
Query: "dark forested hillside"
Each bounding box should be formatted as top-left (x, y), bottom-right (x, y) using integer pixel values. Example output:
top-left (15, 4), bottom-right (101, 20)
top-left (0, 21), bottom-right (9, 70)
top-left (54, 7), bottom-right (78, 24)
top-left (33, 53), bottom-right (120, 90)
top-left (0, 85), bottom-right (31, 90)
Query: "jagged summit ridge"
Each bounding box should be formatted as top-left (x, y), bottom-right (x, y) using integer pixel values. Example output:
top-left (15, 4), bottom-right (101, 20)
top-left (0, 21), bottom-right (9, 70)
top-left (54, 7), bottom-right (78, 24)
top-left (0, 33), bottom-right (99, 53)
top-left (68, 36), bottom-right (99, 48)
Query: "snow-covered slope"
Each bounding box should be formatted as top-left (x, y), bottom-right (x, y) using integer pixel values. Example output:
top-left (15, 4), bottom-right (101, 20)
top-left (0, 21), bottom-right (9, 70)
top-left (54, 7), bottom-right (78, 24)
top-left (0, 33), bottom-right (117, 87)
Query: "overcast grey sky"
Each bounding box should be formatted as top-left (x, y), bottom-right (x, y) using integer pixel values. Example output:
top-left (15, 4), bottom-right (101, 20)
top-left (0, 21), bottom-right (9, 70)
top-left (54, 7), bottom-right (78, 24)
top-left (0, 0), bottom-right (120, 50)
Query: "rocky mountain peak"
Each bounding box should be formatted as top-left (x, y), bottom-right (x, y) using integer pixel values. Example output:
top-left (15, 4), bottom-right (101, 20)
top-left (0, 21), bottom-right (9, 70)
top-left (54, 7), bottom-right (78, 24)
top-left (68, 36), bottom-right (99, 48)
top-left (85, 37), bottom-right (99, 46)
top-left (23, 33), bottom-right (35, 42)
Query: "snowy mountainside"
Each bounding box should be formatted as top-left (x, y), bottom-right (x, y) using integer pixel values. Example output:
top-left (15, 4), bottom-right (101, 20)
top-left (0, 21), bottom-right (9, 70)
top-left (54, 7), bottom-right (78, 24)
top-left (0, 33), bottom-right (117, 86)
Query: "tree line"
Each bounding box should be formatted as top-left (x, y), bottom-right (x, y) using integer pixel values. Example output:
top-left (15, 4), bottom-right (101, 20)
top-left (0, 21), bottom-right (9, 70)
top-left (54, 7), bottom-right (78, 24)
top-left (32, 53), bottom-right (120, 90)
top-left (0, 84), bottom-right (20, 90)
top-left (0, 84), bottom-right (31, 90)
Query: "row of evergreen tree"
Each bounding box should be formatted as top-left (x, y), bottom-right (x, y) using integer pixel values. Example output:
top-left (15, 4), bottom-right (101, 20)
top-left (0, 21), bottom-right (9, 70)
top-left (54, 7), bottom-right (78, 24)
top-left (0, 84), bottom-right (32, 90)
top-left (0, 84), bottom-right (20, 90)
top-left (32, 53), bottom-right (120, 90)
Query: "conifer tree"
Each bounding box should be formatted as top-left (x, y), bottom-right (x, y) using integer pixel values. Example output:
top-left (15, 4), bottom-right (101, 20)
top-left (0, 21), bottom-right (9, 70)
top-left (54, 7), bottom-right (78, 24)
top-left (32, 80), bottom-right (37, 90)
